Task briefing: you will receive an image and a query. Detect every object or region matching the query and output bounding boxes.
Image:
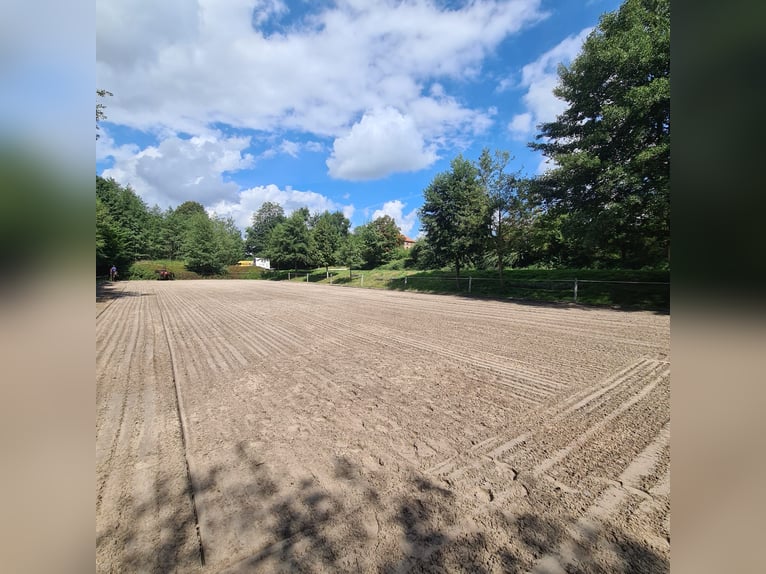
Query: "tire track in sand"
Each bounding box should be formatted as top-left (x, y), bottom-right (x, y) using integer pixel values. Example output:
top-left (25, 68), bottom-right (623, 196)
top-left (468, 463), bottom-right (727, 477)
top-left (427, 357), bottom-right (667, 485)
top-left (528, 423), bottom-right (671, 574)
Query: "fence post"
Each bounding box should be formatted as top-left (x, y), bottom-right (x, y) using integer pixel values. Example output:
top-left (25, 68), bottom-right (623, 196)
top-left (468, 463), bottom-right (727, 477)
top-left (574, 278), bottom-right (578, 303)
top-left (288, 272), bottom-right (291, 280)
top-left (404, 276), bottom-right (407, 286)
top-left (469, 276), bottom-right (472, 293)
top-left (306, 273), bottom-right (309, 282)
top-left (330, 273), bottom-right (333, 285)
top-left (361, 275), bottom-right (364, 287)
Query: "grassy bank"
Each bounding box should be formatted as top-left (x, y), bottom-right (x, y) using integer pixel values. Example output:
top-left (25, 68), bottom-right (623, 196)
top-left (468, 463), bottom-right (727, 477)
top-left (122, 261), bottom-right (668, 310)
top-left (127, 260), bottom-right (268, 280)
top-left (275, 267), bottom-right (669, 311)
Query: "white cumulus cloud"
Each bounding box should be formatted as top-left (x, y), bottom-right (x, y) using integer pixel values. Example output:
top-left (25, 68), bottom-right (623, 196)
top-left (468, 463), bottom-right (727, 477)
top-left (371, 200), bottom-right (419, 236)
top-left (208, 184), bottom-right (354, 231)
top-left (97, 0), bottom-right (547, 183)
top-left (508, 27), bottom-right (593, 139)
top-left (327, 108), bottom-right (438, 181)
top-left (100, 133), bottom-right (254, 208)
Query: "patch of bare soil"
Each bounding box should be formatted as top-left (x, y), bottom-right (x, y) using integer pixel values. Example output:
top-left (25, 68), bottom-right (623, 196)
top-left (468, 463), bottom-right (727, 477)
top-left (97, 280), bottom-right (670, 573)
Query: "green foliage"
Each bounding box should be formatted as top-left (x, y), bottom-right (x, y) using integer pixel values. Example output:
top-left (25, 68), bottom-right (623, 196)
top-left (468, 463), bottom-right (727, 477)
top-left (476, 148), bottom-right (527, 281)
top-left (419, 155), bottom-right (489, 278)
top-left (96, 176), bottom-right (155, 271)
top-left (530, 0), bottom-right (670, 268)
top-left (96, 196), bottom-right (121, 269)
top-left (183, 213), bottom-right (223, 274)
top-left (285, 265), bottom-right (667, 310)
top-left (338, 233), bottom-right (365, 276)
top-left (128, 260), bottom-right (200, 280)
top-left (157, 207), bottom-right (186, 260)
top-left (311, 210), bottom-right (350, 271)
top-left (384, 268), bottom-right (668, 309)
top-left (212, 216), bottom-right (245, 265)
top-left (181, 212), bottom-right (243, 275)
top-left (96, 174), bottom-right (243, 277)
top-left (96, 89), bottom-right (112, 140)
top-left (267, 211), bottom-right (315, 270)
top-left (245, 202), bottom-right (285, 257)
top-left (357, 215), bottom-right (403, 267)
top-left (224, 265), bottom-right (267, 279)
top-left (379, 247), bottom-right (411, 270)
top-left (174, 201), bottom-right (207, 219)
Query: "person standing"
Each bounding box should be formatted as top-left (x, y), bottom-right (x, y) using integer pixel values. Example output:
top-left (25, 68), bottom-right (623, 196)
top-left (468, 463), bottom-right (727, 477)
top-left (109, 265), bottom-right (117, 281)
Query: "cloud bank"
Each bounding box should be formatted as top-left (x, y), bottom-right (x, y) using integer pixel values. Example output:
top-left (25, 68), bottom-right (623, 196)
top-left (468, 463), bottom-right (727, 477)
top-left (507, 26), bottom-right (593, 139)
top-left (98, 0), bottom-right (547, 187)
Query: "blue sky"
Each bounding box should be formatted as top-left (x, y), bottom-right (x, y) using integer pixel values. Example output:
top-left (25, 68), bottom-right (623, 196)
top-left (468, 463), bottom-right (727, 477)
top-left (96, 0), bottom-right (622, 238)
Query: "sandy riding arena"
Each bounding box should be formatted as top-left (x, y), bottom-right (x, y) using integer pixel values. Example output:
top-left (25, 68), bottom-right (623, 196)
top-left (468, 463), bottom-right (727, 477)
top-left (96, 280), bottom-right (670, 573)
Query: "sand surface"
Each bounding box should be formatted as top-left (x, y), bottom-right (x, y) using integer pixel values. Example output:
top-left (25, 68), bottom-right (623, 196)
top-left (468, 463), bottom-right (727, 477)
top-left (97, 280), bottom-right (670, 573)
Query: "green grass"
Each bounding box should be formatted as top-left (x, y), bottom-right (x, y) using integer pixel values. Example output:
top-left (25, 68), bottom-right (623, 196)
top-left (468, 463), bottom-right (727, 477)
top-left (305, 267), bottom-right (669, 311)
top-left (128, 260), bottom-right (201, 280)
top-left (123, 261), bottom-right (668, 310)
top-left (128, 260), bottom-right (271, 280)
top-left (224, 265), bottom-right (268, 279)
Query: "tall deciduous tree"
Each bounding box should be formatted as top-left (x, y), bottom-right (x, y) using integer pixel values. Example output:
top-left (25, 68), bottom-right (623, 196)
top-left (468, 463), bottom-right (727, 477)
top-left (212, 216), bottom-right (245, 265)
top-left (245, 202), bottom-right (286, 257)
top-left (419, 155), bottom-right (489, 281)
top-left (338, 233), bottom-right (365, 277)
top-left (182, 212), bottom-right (244, 275)
top-left (530, 0), bottom-right (670, 268)
top-left (312, 211), bottom-right (350, 275)
top-left (268, 211), bottom-right (315, 271)
top-left (183, 213), bottom-right (221, 274)
top-left (476, 148), bottom-right (522, 285)
top-left (358, 215), bottom-right (403, 267)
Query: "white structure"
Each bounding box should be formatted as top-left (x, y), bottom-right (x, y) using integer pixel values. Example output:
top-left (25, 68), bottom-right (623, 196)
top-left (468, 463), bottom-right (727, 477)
top-left (254, 257), bottom-right (271, 270)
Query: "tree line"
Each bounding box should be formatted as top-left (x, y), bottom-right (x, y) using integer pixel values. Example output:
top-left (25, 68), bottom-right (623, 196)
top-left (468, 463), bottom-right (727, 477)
top-left (96, 174), bottom-right (407, 276)
top-left (245, 203), bottom-right (405, 274)
top-left (419, 0), bottom-right (669, 273)
top-left (97, 0), bottom-right (668, 277)
top-left (96, 176), bottom-right (244, 275)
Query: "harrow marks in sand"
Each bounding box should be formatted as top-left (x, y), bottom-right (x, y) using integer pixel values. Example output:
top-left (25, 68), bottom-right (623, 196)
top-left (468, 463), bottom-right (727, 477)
top-left (97, 280), bottom-right (670, 573)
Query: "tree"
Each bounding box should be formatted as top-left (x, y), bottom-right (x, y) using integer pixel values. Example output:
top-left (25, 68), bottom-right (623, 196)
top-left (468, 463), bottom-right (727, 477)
top-left (267, 211), bottom-right (315, 271)
top-left (476, 148), bottom-right (522, 285)
top-left (419, 155), bottom-right (489, 282)
top-left (144, 204), bottom-right (167, 260)
top-left (358, 215), bottom-right (403, 267)
top-left (96, 176), bottom-right (153, 265)
top-left (312, 211), bottom-right (350, 275)
top-left (338, 233), bottom-right (365, 277)
top-left (183, 213), bottom-right (223, 274)
top-left (96, 197), bottom-right (121, 270)
top-left (245, 202), bottom-right (285, 257)
top-left (212, 216), bottom-right (245, 265)
top-left (408, 238), bottom-right (439, 270)
top-left (158, 207), bottom-right (186, 260)
top-left (530, 0), bottom-right (670, 268)
top-left (96, 89), bottom-right (113, 140)
top-left (174, 200), bottom-right (207, 220)
top-left (182, 211), bottom-right (244, 274)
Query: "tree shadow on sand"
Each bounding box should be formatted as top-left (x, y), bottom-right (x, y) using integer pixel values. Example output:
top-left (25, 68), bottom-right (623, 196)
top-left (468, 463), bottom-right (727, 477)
top-left (99, 441), bottom-right (668, 573)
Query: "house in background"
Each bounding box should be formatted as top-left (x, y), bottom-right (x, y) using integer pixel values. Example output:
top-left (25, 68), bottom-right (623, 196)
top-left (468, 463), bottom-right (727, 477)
top-left (402, 236), bottom-right (416, 250)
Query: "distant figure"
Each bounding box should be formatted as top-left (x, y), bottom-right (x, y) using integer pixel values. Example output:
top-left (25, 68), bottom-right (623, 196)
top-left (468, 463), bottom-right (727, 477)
top-left (109, 265), bottom-right (117, 281)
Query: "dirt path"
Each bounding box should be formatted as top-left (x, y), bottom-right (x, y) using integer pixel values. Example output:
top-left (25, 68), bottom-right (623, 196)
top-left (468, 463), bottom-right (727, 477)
top-left (96, 280), bottom-right (670, 573)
